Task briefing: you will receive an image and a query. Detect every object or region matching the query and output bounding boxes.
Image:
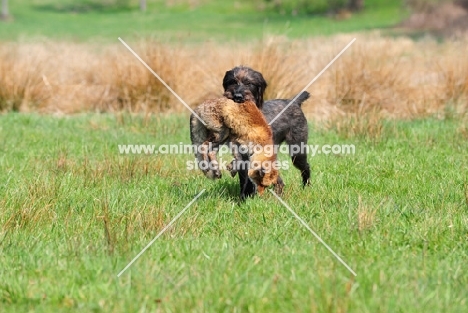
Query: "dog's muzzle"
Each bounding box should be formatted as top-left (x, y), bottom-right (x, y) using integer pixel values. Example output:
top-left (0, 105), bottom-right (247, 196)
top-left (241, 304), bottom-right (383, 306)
top-left (233, 93), bottom-right (244, 103)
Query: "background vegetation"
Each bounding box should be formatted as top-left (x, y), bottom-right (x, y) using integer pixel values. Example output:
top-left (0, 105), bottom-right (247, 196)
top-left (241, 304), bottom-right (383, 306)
top-left (0, 35), bottom-right (467, 119)
top-left (0, 0), bottom-right (406, 41)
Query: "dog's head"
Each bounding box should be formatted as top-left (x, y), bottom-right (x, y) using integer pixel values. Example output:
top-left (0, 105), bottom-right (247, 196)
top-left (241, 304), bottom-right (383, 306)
top-left (223, 66), bottom-right (267, 109)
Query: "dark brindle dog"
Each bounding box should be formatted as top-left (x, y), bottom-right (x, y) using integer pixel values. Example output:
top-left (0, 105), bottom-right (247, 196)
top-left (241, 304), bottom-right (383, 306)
top-left (190, 97), bottom-right (283, 195)
top-left (223, 66), bottom-right (311, 198)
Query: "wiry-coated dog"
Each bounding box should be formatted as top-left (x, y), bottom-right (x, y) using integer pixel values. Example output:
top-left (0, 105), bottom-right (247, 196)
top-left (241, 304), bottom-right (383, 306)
top-left (190, 97), bottom-right (284, 195)
top-left (223, 66), bottom-right (311, 198)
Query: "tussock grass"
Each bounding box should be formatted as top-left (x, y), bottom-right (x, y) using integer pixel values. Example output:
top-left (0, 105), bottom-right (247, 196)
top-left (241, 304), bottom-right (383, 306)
top-left (0, 34), bottom-right (467, 119)
top-left (0, 44), bottom-right (49, 111)
top-left (325, 110), bottom-right (384, 140)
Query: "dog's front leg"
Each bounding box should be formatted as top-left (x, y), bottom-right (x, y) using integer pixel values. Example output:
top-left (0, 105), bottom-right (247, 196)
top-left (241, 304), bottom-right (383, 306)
top-left (237, 152), bottom-right (256, 199)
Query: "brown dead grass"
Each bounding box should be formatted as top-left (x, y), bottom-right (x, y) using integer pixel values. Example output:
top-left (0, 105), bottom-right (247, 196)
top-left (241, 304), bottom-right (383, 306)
top-left (0, 34), bottom-right (467, 120)
top-left (459, 123), bottom-right (468, 139)
top-left (356, 196), bottom-right (380, 232)
top-left (326, 109), bottom-right (384, 141)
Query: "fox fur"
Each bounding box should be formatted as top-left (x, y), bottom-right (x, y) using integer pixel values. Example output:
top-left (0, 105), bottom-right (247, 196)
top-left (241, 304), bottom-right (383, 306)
top-left (190, 97), bottom-right (282, 195)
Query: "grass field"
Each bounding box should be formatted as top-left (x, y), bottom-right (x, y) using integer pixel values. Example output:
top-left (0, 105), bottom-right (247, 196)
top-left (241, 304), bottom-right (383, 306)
top-left (1, 113), bottom-right (467, 312)
top-left (0, 0), bottom-right (406, 41)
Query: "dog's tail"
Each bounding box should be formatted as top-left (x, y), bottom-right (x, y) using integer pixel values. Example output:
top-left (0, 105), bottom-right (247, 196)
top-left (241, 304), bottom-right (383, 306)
top-left (292, 91), bottom-right (310, 107)
top-left (190, 113), bottom-right (207, 147)
top-left (190, 113), bottom-right (209, 168)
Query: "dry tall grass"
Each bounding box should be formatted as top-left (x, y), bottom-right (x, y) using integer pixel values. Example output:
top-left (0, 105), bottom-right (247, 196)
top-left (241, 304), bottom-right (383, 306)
top-left (1, 33), bottom-right (467, 120)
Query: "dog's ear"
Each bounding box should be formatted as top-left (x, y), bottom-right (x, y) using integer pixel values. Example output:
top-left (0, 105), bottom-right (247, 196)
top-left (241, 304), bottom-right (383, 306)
top-left (222, 70), bottom-right (231, 90)
top-left (223, 68), bottom-right (237, 90)
top-left (256, 74), bottom-right (267, 109)
top-left (257, 86), bottom-right (264, 109)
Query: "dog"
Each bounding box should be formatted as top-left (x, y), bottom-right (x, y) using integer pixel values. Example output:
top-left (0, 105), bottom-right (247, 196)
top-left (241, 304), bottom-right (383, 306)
top-left (223, 66), bottom-right (311, 198)
top-left (190, 97), bottom-right (284, 196)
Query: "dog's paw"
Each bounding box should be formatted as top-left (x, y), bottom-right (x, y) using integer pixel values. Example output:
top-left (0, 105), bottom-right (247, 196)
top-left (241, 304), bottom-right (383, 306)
top-left (240, 180), bottom-right (256, 200)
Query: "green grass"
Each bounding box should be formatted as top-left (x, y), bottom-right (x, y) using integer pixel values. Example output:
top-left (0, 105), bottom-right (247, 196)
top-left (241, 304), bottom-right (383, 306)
top-left (0, 112), bottom-right (467, 312)
top-left (0, 0), bottom-right (408, 42)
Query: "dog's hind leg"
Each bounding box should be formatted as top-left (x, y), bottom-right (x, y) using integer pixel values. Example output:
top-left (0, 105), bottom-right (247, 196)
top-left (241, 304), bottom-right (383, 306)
top-left (290, 153), bottom-right (310, 186)
top-left (286, 129), bottom-right (311, 186)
